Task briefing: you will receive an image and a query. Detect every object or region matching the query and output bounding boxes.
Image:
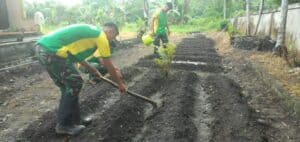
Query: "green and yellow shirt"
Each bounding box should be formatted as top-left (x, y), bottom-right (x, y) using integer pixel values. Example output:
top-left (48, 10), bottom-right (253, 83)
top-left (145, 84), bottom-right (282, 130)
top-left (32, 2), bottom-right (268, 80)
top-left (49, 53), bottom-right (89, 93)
top-left (153, 9), bottom-right (167, 35)
top-left (37, 24), bottom-right (111, 62)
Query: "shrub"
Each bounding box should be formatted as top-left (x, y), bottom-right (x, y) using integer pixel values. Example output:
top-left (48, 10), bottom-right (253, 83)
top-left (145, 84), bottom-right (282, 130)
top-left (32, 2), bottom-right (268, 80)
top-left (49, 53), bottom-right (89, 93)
top-left (219, 20), bottom-right (230, 31)
top-left (227, 23), bottom-right (242, 36)
top-left (154, 43), bottom-right (177, 77)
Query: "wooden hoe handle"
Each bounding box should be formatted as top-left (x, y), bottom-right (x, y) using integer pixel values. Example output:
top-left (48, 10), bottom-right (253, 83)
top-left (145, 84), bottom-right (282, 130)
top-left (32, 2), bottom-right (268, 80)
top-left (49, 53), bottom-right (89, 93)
top-left (98, 76), bottom-right (158, 108)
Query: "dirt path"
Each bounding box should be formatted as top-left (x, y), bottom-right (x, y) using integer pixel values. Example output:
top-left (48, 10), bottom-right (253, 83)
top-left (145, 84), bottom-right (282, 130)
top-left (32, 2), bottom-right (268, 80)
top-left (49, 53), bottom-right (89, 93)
top-left (1, 34), bottom-right (300, 141)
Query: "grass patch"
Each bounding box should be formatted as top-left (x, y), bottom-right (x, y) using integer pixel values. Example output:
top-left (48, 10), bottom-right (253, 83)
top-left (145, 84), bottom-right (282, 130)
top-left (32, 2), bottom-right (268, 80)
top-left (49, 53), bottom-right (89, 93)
top-left (41, 17), bottom-right (226, 35)
top-left (171, 17), bottom-right (225, 33)
top-left (121, 23), bottom-right (140, 33)
top-left (122, 17), bottom-right (225, 34)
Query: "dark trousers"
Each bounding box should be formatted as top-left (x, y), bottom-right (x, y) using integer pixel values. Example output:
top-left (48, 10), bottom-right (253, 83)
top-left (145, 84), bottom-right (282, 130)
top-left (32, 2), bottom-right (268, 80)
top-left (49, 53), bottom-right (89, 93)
top-left (153, 32), bottom-right (169, 54)
top-left (153, 32), bottom-right (169, 47)
top-left (37, 46), bottom-right (83, 126)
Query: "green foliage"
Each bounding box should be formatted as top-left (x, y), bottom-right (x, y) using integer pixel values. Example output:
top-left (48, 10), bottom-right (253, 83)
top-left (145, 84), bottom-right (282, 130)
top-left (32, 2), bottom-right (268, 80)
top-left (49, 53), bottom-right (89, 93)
top-left (135, 17), bottom-right (145, 28)
top-left (41, 22), bottom-right (69, 34)
top-left (227, 23), bottom-right (243, 36)
top-left (121, 17), bottom-right (146, 33)
top-left (154, 43), bottom-right (177, 77)
top-left (23, 0), bottom-right (139, 32)
top-left (219, 20), bottom-right (230, 30)
top-left (189, 18), bottom-right (223, 30)
top-left (188, 0), bottom-right (295, 19)
top-left (122, 23), bottom-right (138, 32)
top-left (23, 0), bottom-right (300, 34)
top-left (232, 11), bottom-right (246, 17)
top-left (170, 17), bottom-right (225, 33)
top-left (275, 0), bottom-right (300, 4)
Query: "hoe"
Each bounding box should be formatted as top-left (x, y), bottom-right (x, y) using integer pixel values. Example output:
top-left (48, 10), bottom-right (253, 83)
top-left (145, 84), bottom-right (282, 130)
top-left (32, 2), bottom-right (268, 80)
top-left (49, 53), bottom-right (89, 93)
top-left (97, 76), bottom-right (159, 109)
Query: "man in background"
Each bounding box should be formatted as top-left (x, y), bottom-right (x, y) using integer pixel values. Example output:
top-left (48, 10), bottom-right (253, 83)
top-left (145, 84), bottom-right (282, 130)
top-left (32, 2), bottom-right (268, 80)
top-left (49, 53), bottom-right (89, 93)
top-left (151, 2), bottom-right (173, 55)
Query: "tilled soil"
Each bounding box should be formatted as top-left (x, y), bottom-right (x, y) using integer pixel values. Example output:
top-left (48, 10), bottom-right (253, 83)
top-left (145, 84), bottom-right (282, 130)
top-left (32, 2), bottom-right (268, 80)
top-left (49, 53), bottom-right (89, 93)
top-left (3, 34), bottom-right (300, 141)
top-left (0, 41), bottom-right (153, 141)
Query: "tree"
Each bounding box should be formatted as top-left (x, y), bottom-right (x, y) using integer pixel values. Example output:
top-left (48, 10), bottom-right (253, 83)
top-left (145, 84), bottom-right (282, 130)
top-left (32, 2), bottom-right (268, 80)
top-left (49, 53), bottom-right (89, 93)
top-left (172, 0), bottom-right (192, 23)
top-left (246, 0), bottom-right (250, 35)
top-left (254, 0), bottom-right (264, 35)
top-left (273, 0), bottom-right (289, 62)
top-left (144, 0), bottom-right (149, 26)
top-left (182, 0), bottom-right (191, 23)
top-left (224, 0), bottom-right (227, 19)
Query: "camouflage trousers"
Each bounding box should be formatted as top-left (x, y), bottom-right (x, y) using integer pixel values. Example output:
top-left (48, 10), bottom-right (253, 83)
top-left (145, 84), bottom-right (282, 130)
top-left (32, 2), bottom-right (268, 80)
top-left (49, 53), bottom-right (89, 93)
top-left (36, 46), bottom-right (83, 126)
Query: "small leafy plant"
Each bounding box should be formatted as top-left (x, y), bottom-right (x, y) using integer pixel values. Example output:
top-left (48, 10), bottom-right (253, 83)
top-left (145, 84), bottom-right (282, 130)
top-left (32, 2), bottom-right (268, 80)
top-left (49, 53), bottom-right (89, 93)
top-left (154, 43), bottom-right (177, 77)
top-left (227, 23), bottom-right (242, 37)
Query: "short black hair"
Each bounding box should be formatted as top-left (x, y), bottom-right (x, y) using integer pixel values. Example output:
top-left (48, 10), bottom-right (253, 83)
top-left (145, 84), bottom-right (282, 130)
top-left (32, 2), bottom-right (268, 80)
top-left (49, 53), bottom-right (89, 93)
top-left (103, 22), bottom-right (119, 35)
top-left (166, 2), bottom-right (173, 10)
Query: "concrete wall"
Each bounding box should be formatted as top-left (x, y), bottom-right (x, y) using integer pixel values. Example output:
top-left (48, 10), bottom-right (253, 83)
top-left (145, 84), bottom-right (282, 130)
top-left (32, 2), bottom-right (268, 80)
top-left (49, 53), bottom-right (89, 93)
top-left (0, 41), bottom-right (36, 67)
top-left (232, 3), bottom-right (300, 50)
top-left (0, 0), bottom-right (9, 29)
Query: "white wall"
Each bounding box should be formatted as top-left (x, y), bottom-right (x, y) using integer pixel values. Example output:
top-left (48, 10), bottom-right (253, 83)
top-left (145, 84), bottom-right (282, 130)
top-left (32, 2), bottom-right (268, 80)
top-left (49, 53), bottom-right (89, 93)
top-left (232, 3), bottom-right (300, 50)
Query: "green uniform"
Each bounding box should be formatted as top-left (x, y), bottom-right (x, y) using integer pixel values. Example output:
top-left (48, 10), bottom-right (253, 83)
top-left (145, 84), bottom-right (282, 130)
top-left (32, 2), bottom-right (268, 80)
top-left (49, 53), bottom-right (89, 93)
top-left (153, 9), bottom-right (169, 48)
top-left (79, 44), bottom-right (118, 82)
top-left (37, 24), bottom-right (111, 61)
top-left (37, 24), bottom-right (111, 127)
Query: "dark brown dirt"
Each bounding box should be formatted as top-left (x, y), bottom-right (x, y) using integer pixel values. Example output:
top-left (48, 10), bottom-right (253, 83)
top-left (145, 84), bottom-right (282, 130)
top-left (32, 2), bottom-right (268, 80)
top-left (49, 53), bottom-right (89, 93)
top-left (202, 74), bottom-right (266, 142)
top-left (221, 50), bottom-right (300, 142)
top-left (0, 63), bottom-right (43, 104)
top-left (17, 34), bottom-right (258, 142)
top-left (231, 36), bottom-right (275, 51)
top-left (1, 34), bottom-right (299, 142)
top-left (0, 39), bottom-right (153, 141)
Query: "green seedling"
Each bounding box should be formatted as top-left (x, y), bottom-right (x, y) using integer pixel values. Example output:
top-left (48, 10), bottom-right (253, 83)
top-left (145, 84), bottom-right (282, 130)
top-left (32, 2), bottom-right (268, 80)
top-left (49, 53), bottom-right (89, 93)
top-left (154, 43), bottom-right (177, 77)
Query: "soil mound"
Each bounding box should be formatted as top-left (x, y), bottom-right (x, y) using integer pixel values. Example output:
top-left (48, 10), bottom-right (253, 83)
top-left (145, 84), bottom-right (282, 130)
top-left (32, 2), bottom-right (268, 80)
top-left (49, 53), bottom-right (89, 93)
top-left (231, 36), bottom-right (275, 51)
